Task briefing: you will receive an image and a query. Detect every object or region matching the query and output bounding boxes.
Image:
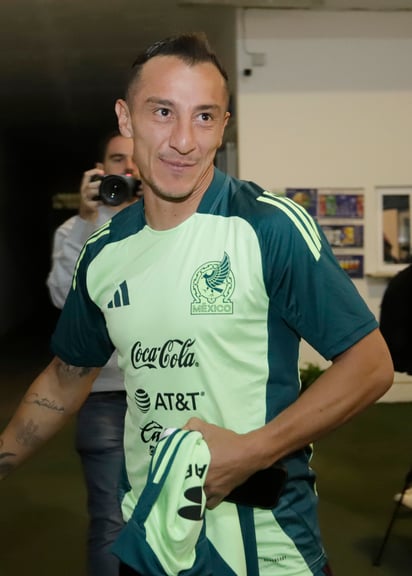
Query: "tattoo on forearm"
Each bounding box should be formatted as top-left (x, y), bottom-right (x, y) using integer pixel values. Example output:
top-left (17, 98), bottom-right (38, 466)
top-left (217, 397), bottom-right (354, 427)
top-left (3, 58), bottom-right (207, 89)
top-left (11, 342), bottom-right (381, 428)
top-left (58, 362), bottom-right (93, 379)
top-left (0, 461), bottom-right (16, 476)
top-left (0, 437), bottom-right (16, 477)
top-left (24, 393), bottom-right (64, 413)
top-left (16, 420), bottom-right (41, 448)
top-left (0, 451), bottom-right (16, 460)
top-left (0, 438), bottom-right (15, 459)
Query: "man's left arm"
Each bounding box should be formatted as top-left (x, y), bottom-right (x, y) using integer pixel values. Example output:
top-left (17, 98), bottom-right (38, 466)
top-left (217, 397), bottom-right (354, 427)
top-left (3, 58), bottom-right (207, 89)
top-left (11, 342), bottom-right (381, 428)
top-left (185, 328), bottom-right (393, 508)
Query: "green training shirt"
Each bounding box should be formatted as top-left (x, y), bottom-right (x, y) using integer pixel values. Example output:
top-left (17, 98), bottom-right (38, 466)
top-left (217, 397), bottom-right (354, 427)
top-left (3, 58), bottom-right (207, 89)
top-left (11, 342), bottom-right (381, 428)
top-left (52, 168), bottom-right (377, 575)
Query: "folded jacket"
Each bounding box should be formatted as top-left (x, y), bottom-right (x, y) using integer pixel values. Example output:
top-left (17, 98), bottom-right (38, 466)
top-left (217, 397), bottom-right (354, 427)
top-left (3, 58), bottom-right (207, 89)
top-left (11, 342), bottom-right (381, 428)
top-left (112, 428), bottom-right (213, 575)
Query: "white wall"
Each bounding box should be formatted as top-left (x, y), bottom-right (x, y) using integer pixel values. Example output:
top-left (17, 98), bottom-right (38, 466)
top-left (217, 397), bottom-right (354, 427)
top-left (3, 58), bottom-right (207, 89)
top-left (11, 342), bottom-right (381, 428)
top-left (235, 9), bottom-right (412, 383)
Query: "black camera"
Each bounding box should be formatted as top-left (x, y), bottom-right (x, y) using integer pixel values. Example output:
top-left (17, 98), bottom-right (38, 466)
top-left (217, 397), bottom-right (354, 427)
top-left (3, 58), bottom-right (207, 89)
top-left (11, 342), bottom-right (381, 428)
top-left (91, 174), bottom-right (142, 207)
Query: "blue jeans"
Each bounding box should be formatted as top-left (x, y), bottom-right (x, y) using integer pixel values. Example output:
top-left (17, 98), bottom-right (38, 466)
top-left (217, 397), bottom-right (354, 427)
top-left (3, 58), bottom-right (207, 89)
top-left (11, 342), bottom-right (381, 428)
top-left (75, 391), bottom-right (127, 576)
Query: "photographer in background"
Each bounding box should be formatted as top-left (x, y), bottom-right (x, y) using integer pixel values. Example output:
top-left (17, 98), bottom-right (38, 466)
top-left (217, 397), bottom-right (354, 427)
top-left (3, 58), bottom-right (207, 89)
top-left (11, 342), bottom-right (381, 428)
top-left (46, 130), bottom-right (141, 576)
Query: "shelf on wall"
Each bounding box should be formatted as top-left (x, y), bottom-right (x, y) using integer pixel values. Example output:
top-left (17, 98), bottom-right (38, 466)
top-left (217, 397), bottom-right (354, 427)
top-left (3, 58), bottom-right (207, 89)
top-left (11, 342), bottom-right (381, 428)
top-left (366, 272), bottom-right (396, 279)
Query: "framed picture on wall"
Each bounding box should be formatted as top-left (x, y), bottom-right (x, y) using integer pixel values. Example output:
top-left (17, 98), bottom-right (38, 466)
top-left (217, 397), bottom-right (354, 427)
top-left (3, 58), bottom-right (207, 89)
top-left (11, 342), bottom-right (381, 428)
top-left (317, 189), bottom-right (364, 219)
top-left (282, 185), bottom-right (366, 278)
top-left (335, 254), bottom-right (364, 279)
top-left (321, 224), bottom-right (364, 248)
top-left (376, 186), bottom-right (412, 274)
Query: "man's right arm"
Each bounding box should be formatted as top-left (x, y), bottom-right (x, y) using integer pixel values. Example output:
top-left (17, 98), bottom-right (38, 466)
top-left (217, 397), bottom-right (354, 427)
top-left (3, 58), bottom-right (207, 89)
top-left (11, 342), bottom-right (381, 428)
top-left (47, 217), bottom-right (96, 308)
top-left (47, 168), bottom-right (103, 309)
top-left (0, 357), bottom-right (100, 480)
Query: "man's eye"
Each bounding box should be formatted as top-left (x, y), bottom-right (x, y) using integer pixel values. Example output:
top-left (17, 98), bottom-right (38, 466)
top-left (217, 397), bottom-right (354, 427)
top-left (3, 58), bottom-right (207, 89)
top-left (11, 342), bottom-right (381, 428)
top-left (157, 108), bottom-right (170, 117)
top-left (200, 113), bottom-right (212, 121)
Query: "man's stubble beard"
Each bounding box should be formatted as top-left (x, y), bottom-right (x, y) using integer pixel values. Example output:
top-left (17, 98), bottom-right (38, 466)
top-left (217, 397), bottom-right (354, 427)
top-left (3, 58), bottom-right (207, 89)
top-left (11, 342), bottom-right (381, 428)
top-left (143, 174), bottom-right (198, 204)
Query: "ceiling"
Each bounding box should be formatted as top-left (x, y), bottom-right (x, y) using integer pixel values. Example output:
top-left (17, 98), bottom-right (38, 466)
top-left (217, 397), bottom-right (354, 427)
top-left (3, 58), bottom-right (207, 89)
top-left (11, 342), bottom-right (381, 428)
top-left (1, 0), bottom-right (411, 131)
top-left (1, 0), bottom-right (411, 133)
top-left (0, 0), bottom-right (237, 129)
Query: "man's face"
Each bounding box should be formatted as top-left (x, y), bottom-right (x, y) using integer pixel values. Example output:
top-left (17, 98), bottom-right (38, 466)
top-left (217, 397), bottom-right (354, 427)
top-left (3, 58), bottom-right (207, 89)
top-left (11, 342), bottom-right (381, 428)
top-left (117, 56), bottom-right (230, 202)
top-left (103, 134), bottom-right (139, 179)
top-left (100, 135), bottom-right (141, 209)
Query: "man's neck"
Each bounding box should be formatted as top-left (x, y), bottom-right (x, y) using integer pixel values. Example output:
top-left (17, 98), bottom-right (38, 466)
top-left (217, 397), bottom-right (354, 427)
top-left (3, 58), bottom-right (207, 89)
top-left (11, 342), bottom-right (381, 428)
top-left (143, 191), bottom-right (204, 231)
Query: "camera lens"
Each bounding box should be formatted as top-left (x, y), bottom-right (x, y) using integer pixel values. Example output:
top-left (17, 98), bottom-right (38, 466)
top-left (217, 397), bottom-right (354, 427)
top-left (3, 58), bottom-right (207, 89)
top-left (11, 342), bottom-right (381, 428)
top-left (99, 176), bottom-right (127, 206)
top-left (99, 175), bottom-right (139, 206)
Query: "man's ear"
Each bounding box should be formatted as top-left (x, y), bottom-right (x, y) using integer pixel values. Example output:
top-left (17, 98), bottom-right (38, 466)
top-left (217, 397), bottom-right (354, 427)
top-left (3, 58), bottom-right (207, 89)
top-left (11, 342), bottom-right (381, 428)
top-left (115, 99), bottom-right (133, 138)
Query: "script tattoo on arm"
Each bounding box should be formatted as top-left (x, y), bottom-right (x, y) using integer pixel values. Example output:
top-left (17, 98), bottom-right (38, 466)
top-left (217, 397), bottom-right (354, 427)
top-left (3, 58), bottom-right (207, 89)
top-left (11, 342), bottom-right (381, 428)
top-left (24, 393), bottom-right (64, 413)
top-left (22, 362), bottom-right (94, 415)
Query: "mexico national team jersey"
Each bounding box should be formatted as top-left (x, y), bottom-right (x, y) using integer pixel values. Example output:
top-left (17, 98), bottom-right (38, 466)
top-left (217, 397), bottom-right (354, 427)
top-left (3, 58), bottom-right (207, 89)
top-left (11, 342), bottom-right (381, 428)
top-left (52, 168), bottom-right (377, 575)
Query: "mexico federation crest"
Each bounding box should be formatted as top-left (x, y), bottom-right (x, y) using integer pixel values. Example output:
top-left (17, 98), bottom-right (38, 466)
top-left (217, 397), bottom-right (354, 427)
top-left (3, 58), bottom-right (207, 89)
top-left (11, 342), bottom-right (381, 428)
top-left (190, 252), bottom-right (234, 315)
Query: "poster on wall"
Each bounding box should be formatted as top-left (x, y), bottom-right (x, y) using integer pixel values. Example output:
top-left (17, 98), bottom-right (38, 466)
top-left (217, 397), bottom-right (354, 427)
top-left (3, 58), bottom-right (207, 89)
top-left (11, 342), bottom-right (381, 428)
top-left (321, 224), bottom-right (364, 248)
top-left (286, 188), bottom-right (318, 217)
top-left (282, 186), bottom-right (366, 278)
top-left (317, 190), bottom-right (364, 219)
top-left (285, 187), bottom-right (365, 220)
top-left (335, 255), bottom-right (364, 279)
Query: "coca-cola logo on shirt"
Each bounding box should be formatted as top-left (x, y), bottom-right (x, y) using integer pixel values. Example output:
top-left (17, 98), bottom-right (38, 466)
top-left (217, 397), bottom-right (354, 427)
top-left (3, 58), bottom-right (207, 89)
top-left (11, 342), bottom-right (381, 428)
top-left (131, 338), bottom-right (197, 370)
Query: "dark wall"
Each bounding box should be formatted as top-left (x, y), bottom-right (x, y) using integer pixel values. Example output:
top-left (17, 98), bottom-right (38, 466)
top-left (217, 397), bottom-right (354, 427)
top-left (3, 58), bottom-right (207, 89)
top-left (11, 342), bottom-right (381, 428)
top-left (1, 121), bottom-right (117, 343)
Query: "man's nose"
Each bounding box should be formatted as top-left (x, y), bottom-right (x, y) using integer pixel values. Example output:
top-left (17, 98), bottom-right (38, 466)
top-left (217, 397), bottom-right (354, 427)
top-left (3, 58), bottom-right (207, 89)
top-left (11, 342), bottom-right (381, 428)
top-left (125, 158), bottom-right (139, 176)
top-left (169, 118), bottom-right (196, 155)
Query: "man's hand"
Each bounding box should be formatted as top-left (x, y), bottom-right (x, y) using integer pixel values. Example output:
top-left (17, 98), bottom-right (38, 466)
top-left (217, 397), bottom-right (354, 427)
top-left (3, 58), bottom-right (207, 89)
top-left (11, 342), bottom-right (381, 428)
top-left (183, 418), bottom-right (261, 509)
top-left (78, 168), bottom-right (104, 221)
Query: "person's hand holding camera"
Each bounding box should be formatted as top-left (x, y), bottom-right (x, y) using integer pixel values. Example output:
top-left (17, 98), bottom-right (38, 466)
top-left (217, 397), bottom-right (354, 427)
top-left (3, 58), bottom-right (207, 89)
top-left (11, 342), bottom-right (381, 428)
top-left (79, 167), bottom-right (105, 222)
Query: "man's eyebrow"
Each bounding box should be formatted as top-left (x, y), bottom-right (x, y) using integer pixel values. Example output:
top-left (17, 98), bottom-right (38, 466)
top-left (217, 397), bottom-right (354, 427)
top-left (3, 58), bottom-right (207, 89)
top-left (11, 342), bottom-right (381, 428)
top-left (196, 104), bottom-right (221, 112)
top-left (146, 97), bottom-right (173, 107)
top-left (145, 97), bottom-right (221, 112)
top-left (108, 153), bottom-right (126, 160)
